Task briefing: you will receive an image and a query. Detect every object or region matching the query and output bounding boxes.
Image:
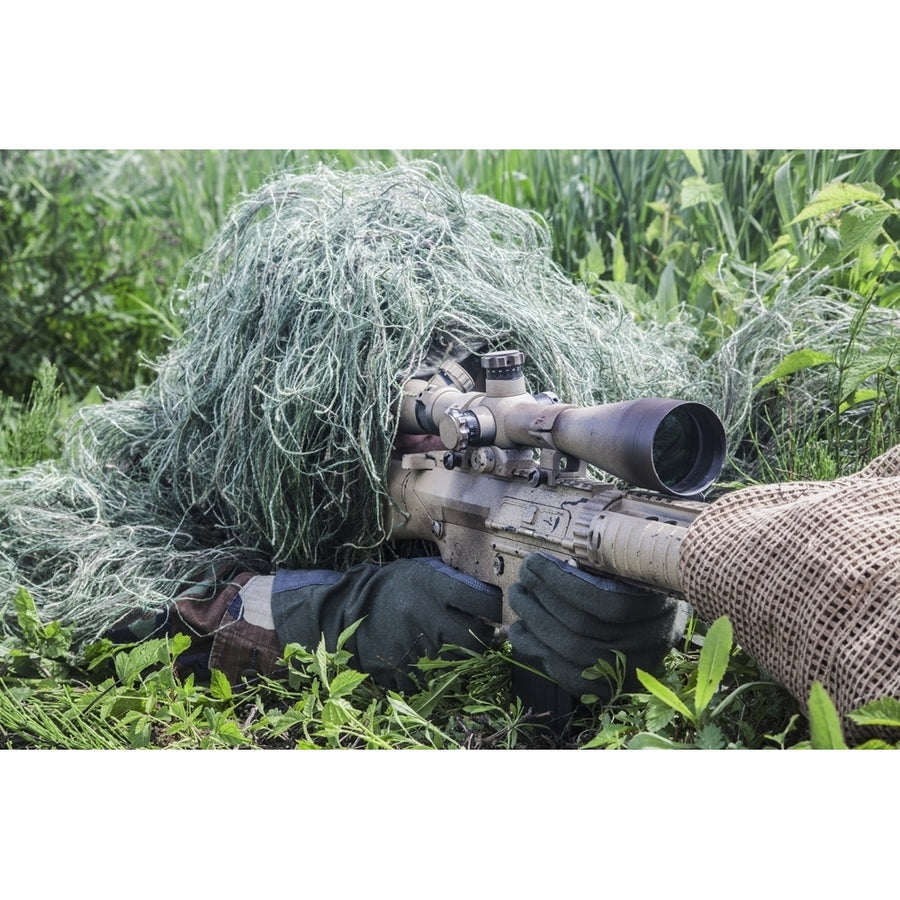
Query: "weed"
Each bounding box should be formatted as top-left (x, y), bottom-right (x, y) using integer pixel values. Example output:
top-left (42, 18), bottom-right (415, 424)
top-left (0, 361), bottom-right (63, 468)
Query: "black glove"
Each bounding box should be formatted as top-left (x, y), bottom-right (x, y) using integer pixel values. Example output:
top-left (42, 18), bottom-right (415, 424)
top-left (271, 557), bottom-right (502, 692)
top-left (508, 553), bottom-right (688, 703)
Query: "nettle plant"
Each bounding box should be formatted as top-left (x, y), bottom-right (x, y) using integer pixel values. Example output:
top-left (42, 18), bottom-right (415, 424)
top-left (581, 616), bottom-right (787, 749)
top-left (580, 614), bottom-right (900, 750)
top-left (737, 180), bottom-right (900, 481)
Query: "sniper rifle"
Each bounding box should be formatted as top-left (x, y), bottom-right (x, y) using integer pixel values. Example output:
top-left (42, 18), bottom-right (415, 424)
top-left (388, 350), bottom-right (726, 625)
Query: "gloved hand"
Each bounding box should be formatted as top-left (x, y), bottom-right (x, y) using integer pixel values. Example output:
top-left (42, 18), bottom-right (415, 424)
top-left (508, 553), bottom-right (688, 703)
top-left (272, 557), bottom-right (503, 692)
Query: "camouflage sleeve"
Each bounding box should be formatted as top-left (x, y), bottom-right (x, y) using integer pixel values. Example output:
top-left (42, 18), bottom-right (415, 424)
top-left (678, 447), bottom-right (900, 740)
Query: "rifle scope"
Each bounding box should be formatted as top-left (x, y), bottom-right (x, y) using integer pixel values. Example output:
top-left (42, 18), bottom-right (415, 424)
top-left (401, 350), bottom-right (727, 497)
top-left (548, 396), bottom-right (726, 497)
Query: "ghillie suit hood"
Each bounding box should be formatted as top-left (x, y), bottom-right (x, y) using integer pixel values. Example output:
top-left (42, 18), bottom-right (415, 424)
top-left (2, 160), bottom-right (895, 649)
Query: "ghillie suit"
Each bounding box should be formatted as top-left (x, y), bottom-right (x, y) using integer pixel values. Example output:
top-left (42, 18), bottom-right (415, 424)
top-left (1, 159), bottom-right (897, 666)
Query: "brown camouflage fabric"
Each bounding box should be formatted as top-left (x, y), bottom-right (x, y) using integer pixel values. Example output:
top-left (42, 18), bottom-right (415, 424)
top-left (108, 570), bottom-right (285, 684)
top-left (680, 444), bottom-right (900, 743)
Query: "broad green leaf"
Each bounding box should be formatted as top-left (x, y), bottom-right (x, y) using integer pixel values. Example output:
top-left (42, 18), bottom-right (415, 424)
top-left (336, 617), bottom-right (364, 651)
top-left (774, 159), bottom-right (807, 263)
top-left (680, 175), bottom-right (725, 210)
top-left (462, 703), bottom-right (502, 714)
top-left (761, 246), bottom-right (795, 272)
top-left (599, 280), bottom-right (653, 318)
top-left (755, 348), bottom-right (835, 388)
top-left (582, 651), bottom-right (626, 701)
top-left (694, 616), bottom-right (733, 715)
top-left (841, 338), bottom-right (900, 393)
top-left (847, 696), bottom-right (900, 729)
top-left (790, 181), bottom-right (886, 224)
top-left (838, 389), bottom-right (879, 414)
top-left (35, 619), bottom-right (73, 658)
top-left (113, 650), bottom-right (132, 686)
top-left (322, 697), bottom-right (353, 728)
top-left (644, 214), bottom-right (664, 246)
top-left (582, 656), bottom-right (621, 682)
top-left (169, 632), bottom-right (192, 657)
top-left (580, 724), bottom-right (630, 749)
top-left (582, 242), bottom-right (606, 277)
top-left (114, 639), bottom-right (167, 687)
top-left (13, 587), bottom-right (45, 643)
top-left (635, 668), bottom-right (695, 724)
top-left (774, 160), bottom-right (799, 228)
top-left (837, 206), bottom-right (892, 256)
top-left (209, 667), bottom-right (233, 701)
top-left (627, 732), bottom-right (691, 749)
top-left (696, 722), bottom-right (727, 750)
top-left (328, 668), bottom-right (369, 700)
top-left (387, 695), bottom-right (430, 725)
top-left (412, 672), bottom-right (462, 718)
top-left (213, 718), bottom-right (248, 746)
top-left (314, 635), bottom-right (330, 688)
top-left (127, 718), bottom-right (153, 749)
top-left (808, 681), bottom-right (848, 749)
top-left (644, 695), bottom-right (676, 732)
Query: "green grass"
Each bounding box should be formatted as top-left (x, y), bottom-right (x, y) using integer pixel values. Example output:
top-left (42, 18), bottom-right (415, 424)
top-left (0, 590), bottom-right (808, 750)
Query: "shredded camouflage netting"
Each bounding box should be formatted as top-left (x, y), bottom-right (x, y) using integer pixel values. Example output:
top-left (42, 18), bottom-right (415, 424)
top-left (1, 159), bottom-right (899, 652)
top-left (680, 443), bottom-right (900, 742)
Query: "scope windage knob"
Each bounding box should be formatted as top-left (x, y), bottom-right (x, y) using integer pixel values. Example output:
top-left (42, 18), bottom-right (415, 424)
top-left (439, 407), bottom-right (480, 451)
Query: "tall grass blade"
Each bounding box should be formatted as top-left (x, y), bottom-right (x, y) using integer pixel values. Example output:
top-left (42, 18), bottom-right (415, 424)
top-left (774, 158), bottom-right (808, 265)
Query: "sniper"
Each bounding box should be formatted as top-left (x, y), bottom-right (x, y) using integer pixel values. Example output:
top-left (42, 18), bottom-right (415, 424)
top-left (2, 160), bottom-right (897, 743)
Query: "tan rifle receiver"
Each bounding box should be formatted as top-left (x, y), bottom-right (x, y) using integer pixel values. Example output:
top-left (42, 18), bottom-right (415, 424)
top-left (389, 350), bottom-right (725, 622)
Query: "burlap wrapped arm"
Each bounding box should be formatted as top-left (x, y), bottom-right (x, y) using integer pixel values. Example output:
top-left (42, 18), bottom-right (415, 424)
top-left (678, 444), bottom-right (900, 740)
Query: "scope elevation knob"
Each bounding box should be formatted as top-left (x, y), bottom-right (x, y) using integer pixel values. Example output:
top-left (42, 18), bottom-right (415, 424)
top-left (481, 350), bottom-right (524, 376)
top-left (481, 349), bottom-right (527, 397)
